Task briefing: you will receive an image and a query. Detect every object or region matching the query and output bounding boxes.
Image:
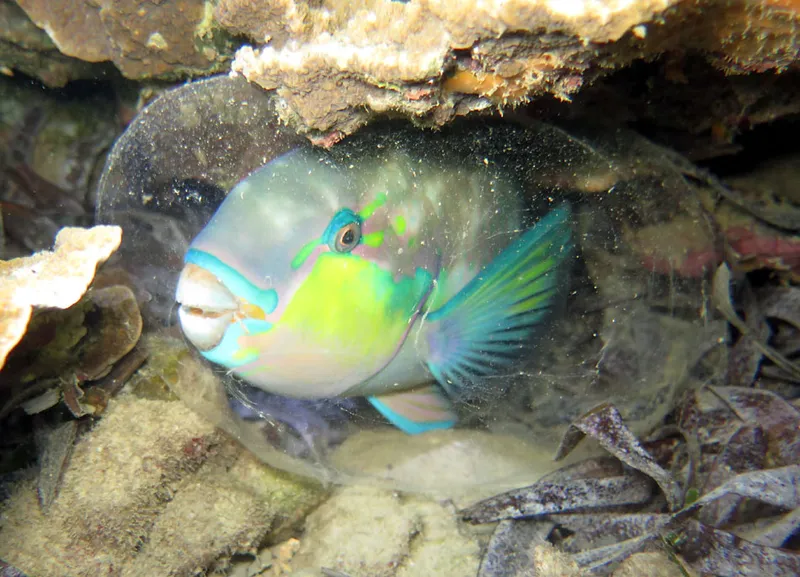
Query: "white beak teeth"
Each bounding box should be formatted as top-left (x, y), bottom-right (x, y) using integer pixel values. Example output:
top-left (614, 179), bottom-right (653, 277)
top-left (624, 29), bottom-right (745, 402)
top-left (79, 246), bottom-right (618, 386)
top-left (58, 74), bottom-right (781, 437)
top-left (176, 264), bottom-right (238, 351)
top-left (176, 264), bottom-right (238, 312)
top-left (178, 306), bottom-right (234, 351)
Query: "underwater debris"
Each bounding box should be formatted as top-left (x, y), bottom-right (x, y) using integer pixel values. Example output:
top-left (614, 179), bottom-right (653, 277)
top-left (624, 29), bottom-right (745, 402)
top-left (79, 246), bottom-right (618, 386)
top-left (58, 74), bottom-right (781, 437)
top-left (464, 398), bottom-right (800, 576)
top-left (0, 224), bottom-right (145, 528)
top-left (554, 403), bottom-right (683, 511)
top-left (463, 473), bottom-right (655, 525)
top-left (0, 282), bottom-right (142, 421)
top-left (477, 519), bottom-right (555, 577)
top-left (713, 263), bottom-right (800, 383)
top-left (35, 419), bottom-right (77, 511)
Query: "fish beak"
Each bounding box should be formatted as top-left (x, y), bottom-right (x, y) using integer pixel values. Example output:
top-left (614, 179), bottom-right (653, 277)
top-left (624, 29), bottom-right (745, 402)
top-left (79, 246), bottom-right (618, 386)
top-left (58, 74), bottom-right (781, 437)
top-left (176, 263), bottom-right (238, 351)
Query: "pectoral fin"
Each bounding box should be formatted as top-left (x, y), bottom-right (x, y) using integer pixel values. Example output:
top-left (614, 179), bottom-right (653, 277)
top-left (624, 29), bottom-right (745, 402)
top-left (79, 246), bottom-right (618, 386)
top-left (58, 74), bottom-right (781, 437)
top-left (368, 385), bottom-right (457, 435)
top-left (424, 204), bottom-right (573, 398)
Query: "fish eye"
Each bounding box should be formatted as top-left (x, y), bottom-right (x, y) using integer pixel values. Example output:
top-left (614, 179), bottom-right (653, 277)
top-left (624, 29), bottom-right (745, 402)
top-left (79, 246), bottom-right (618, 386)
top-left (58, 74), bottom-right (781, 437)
top-left (333, 221), bottom-right (361, 252)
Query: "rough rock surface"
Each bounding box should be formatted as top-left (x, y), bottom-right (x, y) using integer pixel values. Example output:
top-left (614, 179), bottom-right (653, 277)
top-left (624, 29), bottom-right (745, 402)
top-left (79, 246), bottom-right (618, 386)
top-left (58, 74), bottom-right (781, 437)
top-left (14, 0), bottom-right (235, 81)
top-left (0, 392), bottom-right (324, 576)
top-left (291, 485), bottom-right (482, 577)
top-left (7, 0), bottom-right (799, 129)
top-left (0, 0), bottom-right (101, 86)
top-left (0, 225), bottom-right (122, 368)
top-left (227, 0), bottom-right (800, 137)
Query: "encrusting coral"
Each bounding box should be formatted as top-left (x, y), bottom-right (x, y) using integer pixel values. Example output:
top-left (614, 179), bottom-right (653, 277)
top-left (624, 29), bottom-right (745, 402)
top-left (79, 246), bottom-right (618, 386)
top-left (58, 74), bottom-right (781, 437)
top-left (0, 225), bottom-right (121, 368)
top-left (5, 0), bottom-right (799, 136)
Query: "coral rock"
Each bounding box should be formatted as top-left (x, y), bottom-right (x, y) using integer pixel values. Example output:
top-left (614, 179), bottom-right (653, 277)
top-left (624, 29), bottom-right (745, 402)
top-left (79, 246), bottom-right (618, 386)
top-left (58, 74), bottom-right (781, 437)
top-left (292, 485), bottom-right (481, 577)
top-left (0, 225), bottom-right (122, 369)
top-left (15, 0), bottom-right (233, 80)
top-left (0, 393), bottom-right (323, 576)
top-left (0, 0), bottom-right (101, 86)
top-left (227, 0), bottom-right (800, 136)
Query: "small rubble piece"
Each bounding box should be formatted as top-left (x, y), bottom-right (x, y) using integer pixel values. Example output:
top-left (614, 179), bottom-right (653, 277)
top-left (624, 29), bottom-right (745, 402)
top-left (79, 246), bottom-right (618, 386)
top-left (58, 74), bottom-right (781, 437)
top-left (712, 263), bottom-right (800, 392)
top-left (477, 519), bottom-right (554, 577)
top-left (0, 225), bottom-right (121, 369)
top-left (35, 420), bottom-right (78, 511)
top-left (463, 401), bottom-right (800, 576)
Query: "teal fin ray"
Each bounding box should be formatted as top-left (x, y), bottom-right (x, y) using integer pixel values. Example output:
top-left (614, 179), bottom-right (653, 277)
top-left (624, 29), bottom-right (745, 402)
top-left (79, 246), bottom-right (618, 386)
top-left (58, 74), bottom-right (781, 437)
top-left (368, 385), bottom-right (457, 435)
top-left (424, 205), bottom-right (573, 398)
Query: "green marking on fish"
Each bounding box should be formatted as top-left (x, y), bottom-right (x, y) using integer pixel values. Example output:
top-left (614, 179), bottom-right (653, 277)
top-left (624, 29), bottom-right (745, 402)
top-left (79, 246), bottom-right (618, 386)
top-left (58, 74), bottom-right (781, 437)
top-left (358, 192), bottom-right (387, 220)
top-left (362, 230), bottom-right (385, 248)
top-left (291, 238), bottom-right (320, 269)
top-left (393, 215), bottom-right (407, 236)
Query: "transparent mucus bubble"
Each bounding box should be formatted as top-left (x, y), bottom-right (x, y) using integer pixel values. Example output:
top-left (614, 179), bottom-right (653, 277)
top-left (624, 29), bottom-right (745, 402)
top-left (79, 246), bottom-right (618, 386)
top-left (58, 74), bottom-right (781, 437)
top-left (96, 75), bottom-right (305, 320)
top-left (96, 75), bottom-right (723, 497)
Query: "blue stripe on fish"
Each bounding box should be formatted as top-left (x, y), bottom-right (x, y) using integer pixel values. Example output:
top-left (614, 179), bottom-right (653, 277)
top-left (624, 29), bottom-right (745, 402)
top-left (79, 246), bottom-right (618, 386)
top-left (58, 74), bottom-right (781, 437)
top-left (186, 249), bottom-right (279, 316)
top-left (201, 318), bottom-right (270, 367)
top-left (368, 385), bottom-right (457, 434)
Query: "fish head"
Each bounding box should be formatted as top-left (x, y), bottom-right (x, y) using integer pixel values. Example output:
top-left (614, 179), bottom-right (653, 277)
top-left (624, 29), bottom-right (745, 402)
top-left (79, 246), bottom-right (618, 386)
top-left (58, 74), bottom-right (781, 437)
top-left (176, 148), bottom-right (436, 398)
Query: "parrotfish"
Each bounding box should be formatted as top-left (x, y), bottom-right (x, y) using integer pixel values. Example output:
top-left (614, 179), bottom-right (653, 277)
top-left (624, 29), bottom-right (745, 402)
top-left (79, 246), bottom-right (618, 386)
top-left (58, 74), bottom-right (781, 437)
top-left (175, 122), bottom-right (573, 434)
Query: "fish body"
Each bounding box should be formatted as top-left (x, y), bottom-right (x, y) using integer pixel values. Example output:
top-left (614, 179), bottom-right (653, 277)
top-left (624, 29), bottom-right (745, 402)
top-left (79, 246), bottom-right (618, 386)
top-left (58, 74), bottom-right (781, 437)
top-left (176, 123), bottom-right (573, 433)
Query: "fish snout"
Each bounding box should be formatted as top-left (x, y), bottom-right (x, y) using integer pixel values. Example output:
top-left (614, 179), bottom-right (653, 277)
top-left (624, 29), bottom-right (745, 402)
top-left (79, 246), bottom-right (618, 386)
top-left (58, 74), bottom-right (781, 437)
top-left (176, 263), bottom-right (238, 351)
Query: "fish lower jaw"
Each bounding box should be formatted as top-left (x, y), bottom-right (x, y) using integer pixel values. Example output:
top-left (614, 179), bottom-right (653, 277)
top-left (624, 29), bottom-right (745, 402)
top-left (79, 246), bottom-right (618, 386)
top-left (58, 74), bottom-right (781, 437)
top-left (177, 305), bottom-right (234, 351)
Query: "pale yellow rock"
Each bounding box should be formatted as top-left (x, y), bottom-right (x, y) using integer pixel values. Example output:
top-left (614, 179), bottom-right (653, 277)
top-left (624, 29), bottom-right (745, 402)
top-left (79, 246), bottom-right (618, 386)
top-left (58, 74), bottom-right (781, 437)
top-left (292, 486), bottom-right (481, 577)
top-left (0, 391), bottom-right (323, 577)
top-left (395, 498), bottom-right (482, 577)
top-left (612, 552), bottom-right (686, 577)
top-left (127, 452), bottom-right (320, 577)
top-left (531, 543), bottom-right (585, 577)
